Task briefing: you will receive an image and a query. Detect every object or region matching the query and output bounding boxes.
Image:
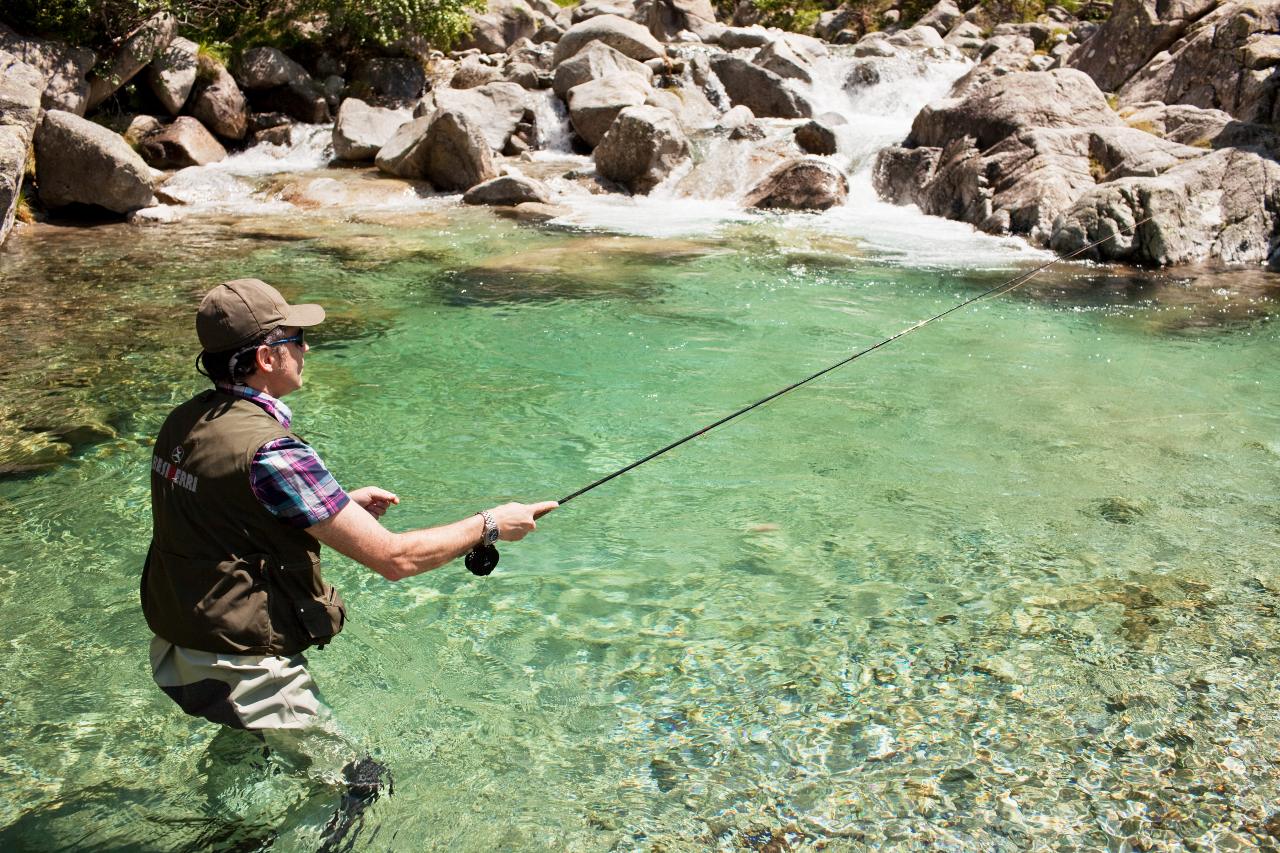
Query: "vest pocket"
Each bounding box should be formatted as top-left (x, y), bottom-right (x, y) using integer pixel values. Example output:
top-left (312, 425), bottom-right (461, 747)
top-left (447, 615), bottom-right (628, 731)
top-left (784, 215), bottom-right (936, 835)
top-left (265, 559), bottom-right (346, 652)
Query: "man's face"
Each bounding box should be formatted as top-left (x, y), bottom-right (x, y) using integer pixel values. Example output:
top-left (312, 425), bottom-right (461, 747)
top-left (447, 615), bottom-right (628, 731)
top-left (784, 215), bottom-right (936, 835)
top-left (264, 326), bottom-right (308, 395)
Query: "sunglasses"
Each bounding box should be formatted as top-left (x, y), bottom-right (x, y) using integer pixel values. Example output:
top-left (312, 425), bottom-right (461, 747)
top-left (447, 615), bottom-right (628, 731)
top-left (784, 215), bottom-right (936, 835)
top-left (267, 330), bottom-right (305, 348)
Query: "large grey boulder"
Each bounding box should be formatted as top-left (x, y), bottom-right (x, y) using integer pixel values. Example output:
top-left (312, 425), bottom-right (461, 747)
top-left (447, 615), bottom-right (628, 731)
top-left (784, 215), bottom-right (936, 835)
top-left (146, 36), bottom-right (197, 115)
top-left (0, 55), bottom-right (44, 246)
top-left (1123, 101), bottom-right (1280, 150)
top-left (553, 41), bottom-right (653, 99)
top-left (189, 54), bottom-right (248, 141)
top-left (553, 15), bottom-right (666, 65)
top-left (451, 55), bottom-right (505, 89)
top-left (462, 174), bottom-right (552, 205)
top-left (644, 0), bottom-right (720, 41)
top-left (948, 34), bottom-right (1038, 96)
top-left (137, 116), bottom-right (227, 168)
top-left (376, 109), bottom-right (498, 190)
top-left (572, 0), bottom-right (640, 24)
top-left (716, 26), bottom-right (775, 48)
top-left (460, 0), bottom-right (553, 53)
top-left (745, 158), bottom-right (848, 210)
top-left (1050, 146), bottom-right (1280, 266)
top-left (1069, 0), bottom-right (1217, 93)
top-left (594, 105), bottom-right (690, 193)
top-left (333, 98), bottom-right (411, 161)
top-left (0, 24), bottom-right (95, 115)
top-left (35, 111), bottom-right (157, 213)
top-left (87, 12), bottom-right (177, 111)
top-left (709, 55), bottom-right (813, 119)
top-left (236, 48), bottom-right (329, 124)
top-left (567, 73), bottom-right (653, 147)
top-left (431, 82), bottom-right (530, 151)
top-left (755, 38), bottom-right (813, 84)
top-left (236, 47), bottom-right (311, 90)
top-left (351, 58), bottom-right (427, 105)
top-left (918, 0), bottom-right (964, 35)
top-left (1116, 0), bottom-right (1280, 124)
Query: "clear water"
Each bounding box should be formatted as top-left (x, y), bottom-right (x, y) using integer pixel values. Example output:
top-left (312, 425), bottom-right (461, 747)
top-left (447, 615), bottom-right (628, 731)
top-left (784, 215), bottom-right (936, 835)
top-left (2, 207), bottom-right (1279, 851)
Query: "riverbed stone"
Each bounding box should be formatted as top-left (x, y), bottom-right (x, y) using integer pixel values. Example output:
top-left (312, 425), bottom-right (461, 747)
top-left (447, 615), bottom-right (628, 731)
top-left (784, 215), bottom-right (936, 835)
top-left (795, 119), bottom-right (838, 155)
top-left (553, 41), bottom-right (654, 99)
top-left (1116, 0), bottom-right (1280, 124)
top-left (35, 110), bottom-right (157, 213)
top-left (189, 54), bottom-right (248, 141)
top-left (462, 173), bottom-right (552, 205)
top-left (709, 55), bottom-right (813, 119)
top-left (1069, 0), bottom-right (1217, 94)
top-left (594, 104), bottom-right (690, 193)
top-left (0, 24), bottom-right (95, 115)
top-left (745, 158), bottom-right (848, 210)
top-left (1050, 146), bottom-right (1280, 266)
top-left (138, 116), bottom-right (227, 168)
top-left (554, 15), bottom-right (666, 65)
top-left (86, 12), bottom-right (176, 111)
top-left (146, 36), bottom-right (198, 115)
top-left (333, 98), bottom-right (412, 161)
top-left (432, 82), bottom-right (530, 151)
top-left (567, 73), bottom-right (653, 147)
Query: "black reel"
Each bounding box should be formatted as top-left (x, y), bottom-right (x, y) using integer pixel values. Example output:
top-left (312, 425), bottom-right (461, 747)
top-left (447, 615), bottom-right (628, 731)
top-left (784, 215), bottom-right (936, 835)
top-left (465, 544), bottom-right (499, 576)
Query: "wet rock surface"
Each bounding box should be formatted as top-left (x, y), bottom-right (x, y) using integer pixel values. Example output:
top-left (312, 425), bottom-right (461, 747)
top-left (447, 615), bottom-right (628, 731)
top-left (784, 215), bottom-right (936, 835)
top-left (594, 104), bottom-right (690, 193)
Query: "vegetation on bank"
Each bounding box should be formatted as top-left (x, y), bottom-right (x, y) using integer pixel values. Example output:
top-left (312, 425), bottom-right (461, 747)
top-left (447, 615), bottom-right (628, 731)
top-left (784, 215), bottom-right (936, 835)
top-left (0, 0), bottom-right (481, 54)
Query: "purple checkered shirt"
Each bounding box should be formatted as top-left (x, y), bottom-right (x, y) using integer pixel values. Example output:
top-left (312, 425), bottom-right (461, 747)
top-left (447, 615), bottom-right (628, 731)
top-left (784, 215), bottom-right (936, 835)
top-left (218, 383), bottom-right (350, 529)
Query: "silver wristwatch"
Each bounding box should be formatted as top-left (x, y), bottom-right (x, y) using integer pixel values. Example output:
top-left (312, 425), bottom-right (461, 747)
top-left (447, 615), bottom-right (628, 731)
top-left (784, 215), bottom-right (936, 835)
top-left (479, 509), bottom-right (499, 546)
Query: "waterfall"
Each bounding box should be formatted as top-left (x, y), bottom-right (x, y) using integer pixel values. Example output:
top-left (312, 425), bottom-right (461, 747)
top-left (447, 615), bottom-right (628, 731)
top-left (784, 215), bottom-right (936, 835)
top-left (529, 89), bottom-right (575, 154)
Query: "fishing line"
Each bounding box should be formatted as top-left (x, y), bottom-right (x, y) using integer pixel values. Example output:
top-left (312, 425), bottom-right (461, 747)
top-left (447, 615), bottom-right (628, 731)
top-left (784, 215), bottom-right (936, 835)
top-left (557, 220), bottom-right (1151, 506)
top-left (465, 220), bottom-right (1150, 576)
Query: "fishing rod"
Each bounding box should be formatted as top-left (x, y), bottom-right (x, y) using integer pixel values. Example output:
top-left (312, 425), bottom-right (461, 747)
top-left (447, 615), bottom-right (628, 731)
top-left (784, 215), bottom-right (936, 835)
top-left (465, 220), bottom-right (1148, 576)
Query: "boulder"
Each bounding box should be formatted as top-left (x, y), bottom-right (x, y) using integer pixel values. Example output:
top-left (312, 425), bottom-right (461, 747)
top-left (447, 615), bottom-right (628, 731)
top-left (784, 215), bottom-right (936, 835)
top-left (377, 109), bottom-right (497, 190)
top-left (991, 22), bottom-right (1055, 50)
top-left (571, 0), bottom-right (639, 23)
top-left (146, 36), bottom-right (197, 115)
top-left (567, 73), bottom-right (653, 147)
top-left (351, 57), bottom-right (427, 105)
top-left (123, 114), bottom-right (164, 147)
top-left (709, 55), bottom-right (812, 119)
top-left (755, 38), bottom-right (813, 84)
top-left (250, 78), bottom-right (330, 124)
top-left (918, 0), bottom-right (963, 35)
top-left (594, 104), bottom-right (690, 193)
top-left (34, 111), bottom-right (157, 213)
top-left (236, 47), bottom-right (311, 90)
top-left (499, 201), bottom-right (569, 222)
top-left (505, 62), bottom-right (543, 89)
top-left (553, 15), bottom-right (666, 65)
top-left (0, 56), bottom-right (43, 246)
top-left (1122, 101), bottom-right (1280, 150)
top-left (452, 55), bottom-right (505, 89)
top-left (1116, 0), bottom-right (1280, 124)
top-left (716, 26), bottom-right (774, 48)
top-left (1069, 0), bottom-right (1217, 93)
top-left (462, 174), bottom-right (553, 204)
top-left (644, 0), bottom-right (720, 42)
top-left (432, 82), bottom-right (531, 151)
top-left (944, 21), bottom-right (986, 57)
top-left (189, 54), bottom-right (248, 141)
top-left (461, 0), bottom-right (552, 53)
top-left (1050, 146), bottom-right (1280, 266)
top-left (508, 39), bottom-right (557, 72)
top-left (138, 116), bottom-right (227, 168)
top-left (333, 98), bottom-right (412, 160)
top-left (949, 34), bottom-right (1037, 96)
top-left (0, 24), bottom-right (95, 115)
top-left (886, 25), bottom-right (947, 51)
top-left (553, 41), bottom-right (653, 99)
top-left (86, 12), bottom-right (176, 110)
top-left (744, 158), bottom-right (849, 210)
top-left (795, 119), bottom-right (837, 155)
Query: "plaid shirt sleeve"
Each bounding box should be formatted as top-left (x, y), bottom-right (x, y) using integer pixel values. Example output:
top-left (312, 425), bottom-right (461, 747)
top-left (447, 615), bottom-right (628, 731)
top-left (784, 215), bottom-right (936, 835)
top-left (249, 437), bottom-right (350, 529)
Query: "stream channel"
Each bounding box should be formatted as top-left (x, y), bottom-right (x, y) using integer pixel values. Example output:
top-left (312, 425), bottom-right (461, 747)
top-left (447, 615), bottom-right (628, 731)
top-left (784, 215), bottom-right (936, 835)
top-left (1, 47), bottom-right (1279, 852)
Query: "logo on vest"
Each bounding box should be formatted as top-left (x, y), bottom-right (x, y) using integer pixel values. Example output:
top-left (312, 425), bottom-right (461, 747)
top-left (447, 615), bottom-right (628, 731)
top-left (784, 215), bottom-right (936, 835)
top-left (170, 445), bottom-right (185, 464)
top-left (152, 454), bottom-right (198, 493)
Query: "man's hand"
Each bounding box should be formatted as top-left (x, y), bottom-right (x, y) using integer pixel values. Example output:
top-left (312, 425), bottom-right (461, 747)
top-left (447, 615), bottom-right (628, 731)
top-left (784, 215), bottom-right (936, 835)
top-left (489, 501), bottom-right (559, 541)
top-left (349, 486), bottom-right (399, 519)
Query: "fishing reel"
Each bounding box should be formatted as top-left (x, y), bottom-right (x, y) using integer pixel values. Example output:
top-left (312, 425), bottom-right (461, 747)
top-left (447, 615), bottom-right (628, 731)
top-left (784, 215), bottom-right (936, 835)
top-left (465, 543), bottom-right (499, 576)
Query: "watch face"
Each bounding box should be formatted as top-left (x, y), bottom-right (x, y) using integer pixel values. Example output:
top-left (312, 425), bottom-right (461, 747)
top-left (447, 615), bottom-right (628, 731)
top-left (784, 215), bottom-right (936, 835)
top-left (485, 527), bottom-right (500, 544)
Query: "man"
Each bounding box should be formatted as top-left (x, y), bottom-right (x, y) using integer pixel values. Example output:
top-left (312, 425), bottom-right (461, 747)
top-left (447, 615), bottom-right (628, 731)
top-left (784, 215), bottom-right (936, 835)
top-left (142, 278), bottom-right (556, 825)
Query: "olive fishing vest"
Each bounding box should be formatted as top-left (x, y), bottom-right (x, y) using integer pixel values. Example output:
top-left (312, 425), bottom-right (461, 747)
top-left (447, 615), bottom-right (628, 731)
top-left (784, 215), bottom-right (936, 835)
top-left (142, 388), bottom-right (345, 656)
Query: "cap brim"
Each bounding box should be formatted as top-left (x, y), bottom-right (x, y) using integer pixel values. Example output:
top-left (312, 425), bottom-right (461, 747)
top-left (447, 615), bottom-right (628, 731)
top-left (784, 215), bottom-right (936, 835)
top-left (282, 303), bottom-right (325, 328)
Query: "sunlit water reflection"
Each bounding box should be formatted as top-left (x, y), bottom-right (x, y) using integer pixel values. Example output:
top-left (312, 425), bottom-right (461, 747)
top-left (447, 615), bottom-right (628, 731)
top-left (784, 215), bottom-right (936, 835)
top-left (1, 206), bottom-right (1278, 851)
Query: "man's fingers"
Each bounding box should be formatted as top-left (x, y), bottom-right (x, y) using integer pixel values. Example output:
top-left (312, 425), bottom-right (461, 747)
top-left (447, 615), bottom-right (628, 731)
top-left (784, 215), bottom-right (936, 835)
top-left (531, 501), bottom-right (559, 519)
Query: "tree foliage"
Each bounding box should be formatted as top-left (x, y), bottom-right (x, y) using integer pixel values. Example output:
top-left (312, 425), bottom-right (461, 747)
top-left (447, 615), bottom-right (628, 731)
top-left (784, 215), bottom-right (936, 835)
top-left (0, 0), bottom-right (479, 53)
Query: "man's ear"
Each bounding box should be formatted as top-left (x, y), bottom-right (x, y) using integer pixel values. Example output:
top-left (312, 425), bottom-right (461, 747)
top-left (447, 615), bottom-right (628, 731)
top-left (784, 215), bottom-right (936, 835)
top-left (253, 345), bottom-right (275, 375)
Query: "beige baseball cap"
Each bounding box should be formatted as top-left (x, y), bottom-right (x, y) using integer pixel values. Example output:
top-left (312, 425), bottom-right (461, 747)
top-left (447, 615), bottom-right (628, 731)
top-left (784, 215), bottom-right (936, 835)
top-left (196, 278), bottom-right (325, 352)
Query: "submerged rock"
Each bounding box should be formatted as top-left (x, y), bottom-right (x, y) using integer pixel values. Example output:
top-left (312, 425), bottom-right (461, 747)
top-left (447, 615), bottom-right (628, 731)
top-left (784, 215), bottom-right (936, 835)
top-left (35, 110), bottom-right (157, 213)
top-left (745, 158), bottom-right (848, 210)
top-left (462, 174), bottom-right (552, 205)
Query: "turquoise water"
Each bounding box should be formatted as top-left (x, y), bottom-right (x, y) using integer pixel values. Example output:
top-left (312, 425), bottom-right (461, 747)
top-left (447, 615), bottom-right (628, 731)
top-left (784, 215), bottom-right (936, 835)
top-left (1, 209), bottom-right (1279, 850)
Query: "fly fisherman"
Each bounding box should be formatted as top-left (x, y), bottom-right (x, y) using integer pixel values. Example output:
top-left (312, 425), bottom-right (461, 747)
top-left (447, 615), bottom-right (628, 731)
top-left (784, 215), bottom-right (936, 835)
top-left (142, 277), bottom-right (557, 837)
